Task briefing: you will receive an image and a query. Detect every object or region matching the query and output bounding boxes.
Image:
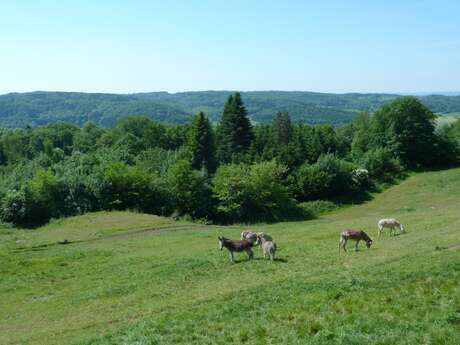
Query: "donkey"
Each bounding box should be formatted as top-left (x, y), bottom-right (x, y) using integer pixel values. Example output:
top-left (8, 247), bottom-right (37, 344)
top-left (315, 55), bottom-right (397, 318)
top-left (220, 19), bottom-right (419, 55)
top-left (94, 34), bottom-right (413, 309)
top-left (240, 231), bottom-right (258, 242)
top-left (256, 234), bottom-right (277, 261)
top-left (218, 236), bottom-right (255, 263)
top-left (378, 218), bottom-right (405, 238)
top-left (256, 232), bottom-right (273, 242)
top-left (339, 230), bottom-right (373, 252)
top-left (241, 231), bottom-right (273, 246)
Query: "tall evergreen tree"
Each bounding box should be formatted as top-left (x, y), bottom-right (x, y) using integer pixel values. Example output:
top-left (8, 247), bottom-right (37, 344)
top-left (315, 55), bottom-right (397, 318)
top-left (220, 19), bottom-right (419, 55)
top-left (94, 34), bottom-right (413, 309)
top-left (187, 112), bottom-right (216, 173)
top-left (216, 92), bottom-right (254, 163)
top-left (272, 111), bottom-right (292, 146)
top-left (250, 125), bottom-right (274, 161)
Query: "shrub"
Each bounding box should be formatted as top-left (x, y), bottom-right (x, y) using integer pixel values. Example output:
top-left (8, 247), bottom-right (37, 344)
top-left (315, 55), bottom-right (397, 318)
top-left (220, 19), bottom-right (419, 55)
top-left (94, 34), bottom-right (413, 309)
top-left (96, 162), bottom-right (171, 215)
top-left (27, 169), bottom-right (63, 222)
top-left (430, 133), bottom-right (459, 167)
top-left (212, 160), bottom-right (295, 222)
top-left (351, 168), bottom-right (371, 189)
top-left (358, 147), bottom-right (404, 182)
top-left (296, 154), bottom-right (361, 201)
top-left (0, 170), bottom-right (63, 226)
top-left (166, 160), bottom-right (212, 219)
top-left (0, 189), bottom-right (28, 226)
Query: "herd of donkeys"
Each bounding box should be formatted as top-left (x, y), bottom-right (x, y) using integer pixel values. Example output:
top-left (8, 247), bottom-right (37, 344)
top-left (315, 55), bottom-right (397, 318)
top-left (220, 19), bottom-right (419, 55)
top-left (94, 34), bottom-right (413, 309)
top-left (218, 218), bottom-right (405, 263)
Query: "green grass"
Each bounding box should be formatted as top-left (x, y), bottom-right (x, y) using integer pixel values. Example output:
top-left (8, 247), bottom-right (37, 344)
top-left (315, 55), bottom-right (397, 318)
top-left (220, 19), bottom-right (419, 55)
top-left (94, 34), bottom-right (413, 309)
top-left (1, 169), bottom-right (460, 345)
top-left (436, 113), bottom-right (460, 129)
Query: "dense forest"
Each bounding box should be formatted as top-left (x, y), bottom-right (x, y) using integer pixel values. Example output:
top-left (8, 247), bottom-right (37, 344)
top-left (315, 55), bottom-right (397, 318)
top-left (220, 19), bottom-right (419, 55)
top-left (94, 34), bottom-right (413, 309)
top-left (1, 93), bottom-right (460, 227)
top-left (1, 91), bottom-right (460, 127)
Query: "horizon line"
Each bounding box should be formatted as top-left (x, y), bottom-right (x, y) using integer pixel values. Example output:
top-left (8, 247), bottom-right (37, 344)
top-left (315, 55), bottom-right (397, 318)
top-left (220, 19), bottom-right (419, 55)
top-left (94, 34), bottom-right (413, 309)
top-left (1, 89), bottom-right (460, 97)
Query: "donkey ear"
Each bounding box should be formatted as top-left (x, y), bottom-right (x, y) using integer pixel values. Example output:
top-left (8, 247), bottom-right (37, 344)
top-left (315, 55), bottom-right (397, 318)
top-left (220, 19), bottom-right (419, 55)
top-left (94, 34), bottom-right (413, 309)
top-left (218, 236), bottom-right (222, 240)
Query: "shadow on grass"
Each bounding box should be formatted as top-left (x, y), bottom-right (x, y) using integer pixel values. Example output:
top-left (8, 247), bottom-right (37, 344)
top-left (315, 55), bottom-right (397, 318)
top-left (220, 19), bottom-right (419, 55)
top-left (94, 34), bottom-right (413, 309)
top-left (229, 257), bottom-right (288, 264)
top-left (378, 232), bottom-right (406, 239)
top-left (330, 189), bottom-right (374, 206)
top-left (341, 248), bottom-right (373, 254)
top-left (252, 257), bottom-right (288, 263)
top-left (11, 239), bottom-right (81, 253)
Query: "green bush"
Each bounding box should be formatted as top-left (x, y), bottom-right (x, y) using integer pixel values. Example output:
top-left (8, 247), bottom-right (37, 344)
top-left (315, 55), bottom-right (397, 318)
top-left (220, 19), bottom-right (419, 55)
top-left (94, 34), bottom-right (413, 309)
top-left (358, 147), bottom-right (404, 182)
top-left (0, 170), bottom-right (63, 226)
top-left (296, 154), bottom-right (361, 201)
top-left (97, 162), bottom-right (171, 215)
top-left (166, 160), bottom-right (212, 219)
top-left (212, 160), bottom-right (295, 222)
top-left (0, 189), bottom-right (28, 226)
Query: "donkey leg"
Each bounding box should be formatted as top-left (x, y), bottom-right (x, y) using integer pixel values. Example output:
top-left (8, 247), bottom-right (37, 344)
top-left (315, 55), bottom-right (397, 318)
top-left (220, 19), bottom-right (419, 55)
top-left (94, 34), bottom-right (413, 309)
top-left (229, 251), bottom-right (235, 263)
top-left (355, 240), bottom-right (360, 251)
top-left (247, 249), bottom-right (254, 260)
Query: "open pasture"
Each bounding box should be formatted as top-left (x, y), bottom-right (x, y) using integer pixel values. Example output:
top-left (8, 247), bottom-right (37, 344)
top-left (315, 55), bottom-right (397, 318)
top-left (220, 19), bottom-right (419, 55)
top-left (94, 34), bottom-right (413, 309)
top-left (1, 169), bottom-right (459, 345)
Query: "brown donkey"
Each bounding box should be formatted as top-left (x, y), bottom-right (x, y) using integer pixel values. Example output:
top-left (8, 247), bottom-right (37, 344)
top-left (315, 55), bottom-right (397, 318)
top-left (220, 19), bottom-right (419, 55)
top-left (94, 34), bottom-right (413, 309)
top-left (218, 236), bottom-right (255, 263)
top-left (339, 230), bottom-right (373, 252)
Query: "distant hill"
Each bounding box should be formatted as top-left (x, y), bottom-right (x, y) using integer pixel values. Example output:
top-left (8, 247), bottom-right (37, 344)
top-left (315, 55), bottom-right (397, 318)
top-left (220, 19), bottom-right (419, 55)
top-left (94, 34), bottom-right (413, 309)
top-left (1, 90), bottom-right (460, 127)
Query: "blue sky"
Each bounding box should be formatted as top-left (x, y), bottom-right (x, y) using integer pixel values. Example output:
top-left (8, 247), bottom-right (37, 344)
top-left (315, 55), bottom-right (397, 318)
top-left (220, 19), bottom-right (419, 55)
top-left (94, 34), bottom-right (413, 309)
top-left (1, 0), bottom-right (459, 94)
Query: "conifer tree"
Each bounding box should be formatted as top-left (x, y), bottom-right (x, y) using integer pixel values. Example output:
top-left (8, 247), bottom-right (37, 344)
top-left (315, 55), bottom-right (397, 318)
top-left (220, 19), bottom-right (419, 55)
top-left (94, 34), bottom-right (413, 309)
top-left (216, 92), bottom-right (254, 163)
top-left (272, 111), bottom-right (292, 146)
top-left (188, 112), bottom-right (215, 173)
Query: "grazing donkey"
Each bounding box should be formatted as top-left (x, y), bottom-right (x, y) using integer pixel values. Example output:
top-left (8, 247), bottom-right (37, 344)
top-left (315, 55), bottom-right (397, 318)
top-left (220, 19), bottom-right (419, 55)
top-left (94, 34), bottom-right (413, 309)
top-left (378, 218), bottom-right (405, 238)
top-left (256, 234), bottom-right (277, 261)
top-left (339, 230), bottom-right (373, 252)
top-left (218, 236), bottom-right (255, 263)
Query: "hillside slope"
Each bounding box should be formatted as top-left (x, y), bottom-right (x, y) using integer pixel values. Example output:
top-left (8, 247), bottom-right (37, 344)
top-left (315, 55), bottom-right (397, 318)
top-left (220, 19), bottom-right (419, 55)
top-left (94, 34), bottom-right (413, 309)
top-left (0, 169), bottom-right (459, 344)
top-left (1, 91), bottom-right (460, 127)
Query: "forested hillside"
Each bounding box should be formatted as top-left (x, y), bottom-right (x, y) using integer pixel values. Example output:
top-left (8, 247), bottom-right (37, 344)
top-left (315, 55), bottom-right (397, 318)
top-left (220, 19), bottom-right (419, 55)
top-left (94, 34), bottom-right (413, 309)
top-left (1, 93), bottom-right (459, 227)
top-left (1, 91), bottom-right (460, 127)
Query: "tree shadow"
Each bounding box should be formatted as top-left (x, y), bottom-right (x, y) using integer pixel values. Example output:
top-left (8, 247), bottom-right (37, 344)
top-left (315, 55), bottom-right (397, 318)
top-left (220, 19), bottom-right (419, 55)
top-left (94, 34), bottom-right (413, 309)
top-left (11, 239), bottom-right (80, 253)
top-left (330, 189), bottom-right (374, 206)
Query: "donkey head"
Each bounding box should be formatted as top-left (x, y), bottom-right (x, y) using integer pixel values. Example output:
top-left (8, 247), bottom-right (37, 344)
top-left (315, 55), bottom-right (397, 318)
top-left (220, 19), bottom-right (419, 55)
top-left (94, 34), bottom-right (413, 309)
top-left (218, 236), bottom-right (225, 250)
top-left (366, 239), bottom-right (373, 249)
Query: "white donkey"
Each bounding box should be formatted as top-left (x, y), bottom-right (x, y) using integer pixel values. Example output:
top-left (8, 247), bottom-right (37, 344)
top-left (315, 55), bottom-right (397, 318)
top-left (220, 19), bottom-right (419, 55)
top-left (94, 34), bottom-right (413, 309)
top-left (377, 218), bottom-right (405, 238)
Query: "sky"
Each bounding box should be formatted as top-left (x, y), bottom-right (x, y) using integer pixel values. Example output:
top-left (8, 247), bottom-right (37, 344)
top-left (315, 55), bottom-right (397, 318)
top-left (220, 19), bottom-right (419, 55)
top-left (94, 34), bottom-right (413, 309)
top-left (1, 0), bottom-right (459, 94)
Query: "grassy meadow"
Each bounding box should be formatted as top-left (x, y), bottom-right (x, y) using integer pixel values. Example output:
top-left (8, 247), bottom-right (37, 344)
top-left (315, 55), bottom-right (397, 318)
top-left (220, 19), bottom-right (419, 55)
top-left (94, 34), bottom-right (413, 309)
top-left (1, 169), bottom-right (459, 345)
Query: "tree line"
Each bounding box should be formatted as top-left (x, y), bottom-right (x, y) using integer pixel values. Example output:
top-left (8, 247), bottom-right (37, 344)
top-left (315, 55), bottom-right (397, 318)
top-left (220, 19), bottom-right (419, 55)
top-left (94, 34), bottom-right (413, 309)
top-left (0, 93), bottom-right (458, 227)
top-left (2, 91), bottom-right (460, 128)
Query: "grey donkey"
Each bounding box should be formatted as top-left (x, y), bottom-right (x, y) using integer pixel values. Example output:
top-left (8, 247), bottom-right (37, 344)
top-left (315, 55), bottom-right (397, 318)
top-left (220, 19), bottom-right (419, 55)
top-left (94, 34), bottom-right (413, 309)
top-left (256, 234), bottom-right (277, 261)
top-left (218, 236), bottom-right (255, 263)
